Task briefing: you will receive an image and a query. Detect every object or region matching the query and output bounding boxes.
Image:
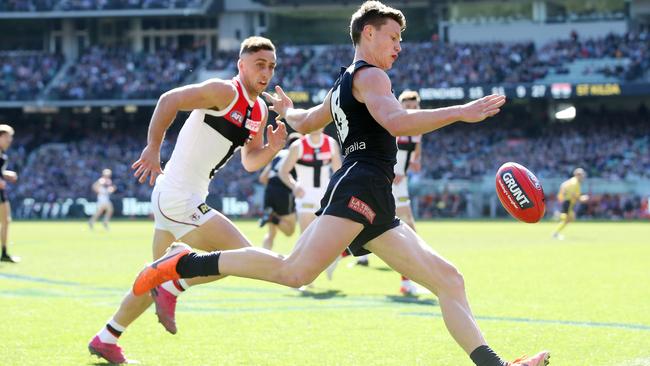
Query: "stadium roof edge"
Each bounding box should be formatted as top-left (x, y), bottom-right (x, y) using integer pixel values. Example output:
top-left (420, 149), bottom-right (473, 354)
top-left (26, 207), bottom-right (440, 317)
top-left (0, 100), bottom-right (157, 109)
top-left (0, 9), bottom-right (209, 19)
top-left (0, 0), bottom-right (219, 19)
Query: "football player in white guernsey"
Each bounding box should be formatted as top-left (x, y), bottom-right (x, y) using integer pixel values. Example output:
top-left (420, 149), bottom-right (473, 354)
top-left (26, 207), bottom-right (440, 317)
top-left (88, 169), bottom-right (116, 230)
top-left (89, 36), bottom-right (287, 364)
top-left (393, 90), bottom-right (425, 296)
top-left (0, 124), bottom-right (18, 263)
top-left (132, 3), bottom-right (548, 366)
top-left (279, 129), bottom-right (342, 233)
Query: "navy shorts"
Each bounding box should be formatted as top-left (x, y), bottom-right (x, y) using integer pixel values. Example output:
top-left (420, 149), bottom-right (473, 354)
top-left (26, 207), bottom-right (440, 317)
top-left (0, 190), bottom-right (7, 203)
top-left (316, 161), bottom-right (400, 256)
top-left (263, 182), bottom-right (295, 216)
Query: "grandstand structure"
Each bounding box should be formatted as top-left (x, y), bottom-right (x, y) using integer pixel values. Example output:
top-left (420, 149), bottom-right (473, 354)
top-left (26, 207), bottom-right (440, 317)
top-left (0, 0), bottom-right (648, 220)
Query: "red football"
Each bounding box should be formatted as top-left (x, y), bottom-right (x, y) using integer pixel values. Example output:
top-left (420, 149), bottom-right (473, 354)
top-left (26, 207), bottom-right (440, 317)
top-left (495, 162), bottom-right (545, 223)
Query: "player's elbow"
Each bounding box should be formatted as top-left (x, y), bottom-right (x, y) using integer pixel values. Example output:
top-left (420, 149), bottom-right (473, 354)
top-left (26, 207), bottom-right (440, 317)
top-left (384, 120), bottom-right (406, 137)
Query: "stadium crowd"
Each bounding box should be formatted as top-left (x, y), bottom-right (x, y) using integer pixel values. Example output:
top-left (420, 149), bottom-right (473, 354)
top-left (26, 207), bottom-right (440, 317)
top-left (2, 107), bottom-right (648, 219)
top-left (0, 52), bottom-right (64, 101)
top-left (1, 32), bottom-right (647, 101)
top-left (417, 108), bottom-right (650, 181)
top-left (50, 46), bottom-right (203, 100)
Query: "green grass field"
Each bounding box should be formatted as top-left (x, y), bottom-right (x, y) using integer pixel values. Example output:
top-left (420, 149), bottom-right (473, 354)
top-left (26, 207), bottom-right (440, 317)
top-left (1, 220), bottom-right (649, 365)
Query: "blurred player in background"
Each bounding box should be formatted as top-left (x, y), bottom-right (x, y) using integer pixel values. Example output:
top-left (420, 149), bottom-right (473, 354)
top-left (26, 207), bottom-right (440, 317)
top-left (393, 90), bottom-right (424, 295)
top-left (0, 124), bottom-right (19, 263)
top-left (280, 129), bottom-right (342, 283)
top-left (258, 132), bottom-right (302, 250)
top-left (279, 129), bottom-right (342, 233)
top-left (88, 36), bottom-right (287, 364)
top-left (552, 167), bottom-right (589, 240)
top-left (88, 169), bottom-right (116, 230)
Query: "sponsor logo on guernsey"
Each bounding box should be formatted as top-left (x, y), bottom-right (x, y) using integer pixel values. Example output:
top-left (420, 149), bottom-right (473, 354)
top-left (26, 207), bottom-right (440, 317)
top-left (197, 203), bottom-right (212, 214)
top-left (499, 170), bottom-right (533, 209)
top-left (344, 141), bottom-right (366, 155)
top-left (190, 213), bottom-right (201, 222)
top-left (245, 118), bottom-right (261, 133)
top-left (347, 196), bottom-right (376, 224)
top-left (230, 111), bottom-right (244, 124)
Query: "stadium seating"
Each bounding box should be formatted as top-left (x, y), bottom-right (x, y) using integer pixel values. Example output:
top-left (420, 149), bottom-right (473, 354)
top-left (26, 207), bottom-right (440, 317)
top-left (5, 108), bottom-right (648, 219)
top-left (0, 32), bottom-right (646, 101)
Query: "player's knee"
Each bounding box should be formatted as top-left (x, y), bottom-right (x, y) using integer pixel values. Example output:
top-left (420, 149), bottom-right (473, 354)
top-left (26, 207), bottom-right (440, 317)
top-left (285, 225), bottom-right (296, 236)
top-left (279, 269), bottom-right (315, 288)
top-left (438, 263), bottom-right (465, 294)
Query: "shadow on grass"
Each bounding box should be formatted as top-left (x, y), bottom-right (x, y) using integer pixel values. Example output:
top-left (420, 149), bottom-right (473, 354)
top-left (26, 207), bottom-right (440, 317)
top-left (297, 289), bottom-right (346, 300)
top-left (385, 295), bottom-right (438, 306)
top-left (371, 266), bottom-right (393, 272)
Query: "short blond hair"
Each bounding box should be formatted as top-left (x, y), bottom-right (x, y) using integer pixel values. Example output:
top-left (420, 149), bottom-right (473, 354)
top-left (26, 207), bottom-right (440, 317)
top-left (398, 90), bottom-right (420, 103)
top-left (0, 124), bottom-right (14, 136)
top-left (239, 36), bottom-right (276, 56)
top-left (350, 1), bottom-right (406, 46)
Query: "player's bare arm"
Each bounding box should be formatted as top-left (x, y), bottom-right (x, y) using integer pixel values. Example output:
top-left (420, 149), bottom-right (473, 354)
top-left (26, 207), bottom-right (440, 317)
top-left (92, 180), bottom-right (101, 194)
top-left (409, 140), bottom-right (422, 172)
top-left (278, 140), bottom-right (303, 197)
top-left (132, 79), bottom-right (237, 185)
top-left (2, 170), bottom-right (17, 183)
top-left (263, 86), bottom-right (333, 134)
top-left (330, 141), bottom-right (342, 172)
top-left (240, 104), bottom-right (287, 172)
top-left (354, 67), bottom-right (506, 136)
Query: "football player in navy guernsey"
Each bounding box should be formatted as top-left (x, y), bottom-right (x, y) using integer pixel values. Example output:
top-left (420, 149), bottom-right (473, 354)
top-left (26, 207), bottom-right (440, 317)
top-left (89, 36), bottom-right (287, 364)
top-left (132, 2), bottom-right (550, 366)
top-left (258, 132), bottom-right (303, 250)
top-left (0, 124), bottom-right (19, 263)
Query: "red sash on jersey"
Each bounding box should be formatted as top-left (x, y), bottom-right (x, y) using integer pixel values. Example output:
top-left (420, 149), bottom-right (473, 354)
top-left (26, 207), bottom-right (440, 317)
top-left (298, 135), bottom-right (332, 164)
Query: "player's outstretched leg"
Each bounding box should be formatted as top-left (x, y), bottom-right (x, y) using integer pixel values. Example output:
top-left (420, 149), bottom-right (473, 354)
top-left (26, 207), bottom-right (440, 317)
top-left (90, 213), bottom-right (252, 363)
top-left (366, 223), bottom-right (550, 366)
top-left (133, 215), bottom-right (362, 295)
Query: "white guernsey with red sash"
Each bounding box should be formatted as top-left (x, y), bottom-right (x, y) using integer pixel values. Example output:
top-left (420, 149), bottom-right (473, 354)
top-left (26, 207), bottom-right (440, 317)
top-left (157, 76), bottom-right (266, 196)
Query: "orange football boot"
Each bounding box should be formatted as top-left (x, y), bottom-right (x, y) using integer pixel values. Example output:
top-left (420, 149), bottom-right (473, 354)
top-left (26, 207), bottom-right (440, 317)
top-left (132, 243), bottom-right (191, 296)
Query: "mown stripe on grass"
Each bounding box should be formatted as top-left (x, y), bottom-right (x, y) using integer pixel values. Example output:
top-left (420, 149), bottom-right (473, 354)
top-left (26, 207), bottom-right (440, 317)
top-left (401, 312), bottom-right (650, 332)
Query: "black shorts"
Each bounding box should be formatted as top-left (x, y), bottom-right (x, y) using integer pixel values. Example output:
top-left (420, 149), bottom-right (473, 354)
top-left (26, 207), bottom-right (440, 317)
top-left (316, 161), bottom-right (400, 256)
top-left (560, 200), bottom-right (571, 214)
top-left (263, 183), bottom-right (295, 216)
top-left (0, 190), bottom-right (7, 203)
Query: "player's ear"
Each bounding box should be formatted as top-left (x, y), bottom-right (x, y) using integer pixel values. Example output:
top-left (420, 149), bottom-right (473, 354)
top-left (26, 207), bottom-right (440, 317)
top-left (237, 58), bottom-right (244, 73)
top-left (362, 24), bottom-right (374, 42)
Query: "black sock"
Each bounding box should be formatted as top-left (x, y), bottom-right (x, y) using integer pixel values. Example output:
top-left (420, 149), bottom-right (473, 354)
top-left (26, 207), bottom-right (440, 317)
top-left (176, 252), bottom-right (221, 278)
top-left (106, 323), bottom-right (123, 339)
top-left (270, 215), bottom-right (280, 225)
top-left (470, 345), bottom-right (507, 366)
top-left (1, 246), bottom-right (6, 257)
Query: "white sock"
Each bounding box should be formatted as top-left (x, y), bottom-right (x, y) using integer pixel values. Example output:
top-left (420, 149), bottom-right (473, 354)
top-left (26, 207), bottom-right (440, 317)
top-left (160, 279), bottom-right (189, 296)
top-left (97, 319), bottom-right (125, 344)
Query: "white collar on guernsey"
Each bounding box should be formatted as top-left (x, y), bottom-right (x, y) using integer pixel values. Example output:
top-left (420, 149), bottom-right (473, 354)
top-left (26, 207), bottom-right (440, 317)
top-left (235, 76), bottom-right (256, 107)
top-left (306, 134), bottom-right (325, 149)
